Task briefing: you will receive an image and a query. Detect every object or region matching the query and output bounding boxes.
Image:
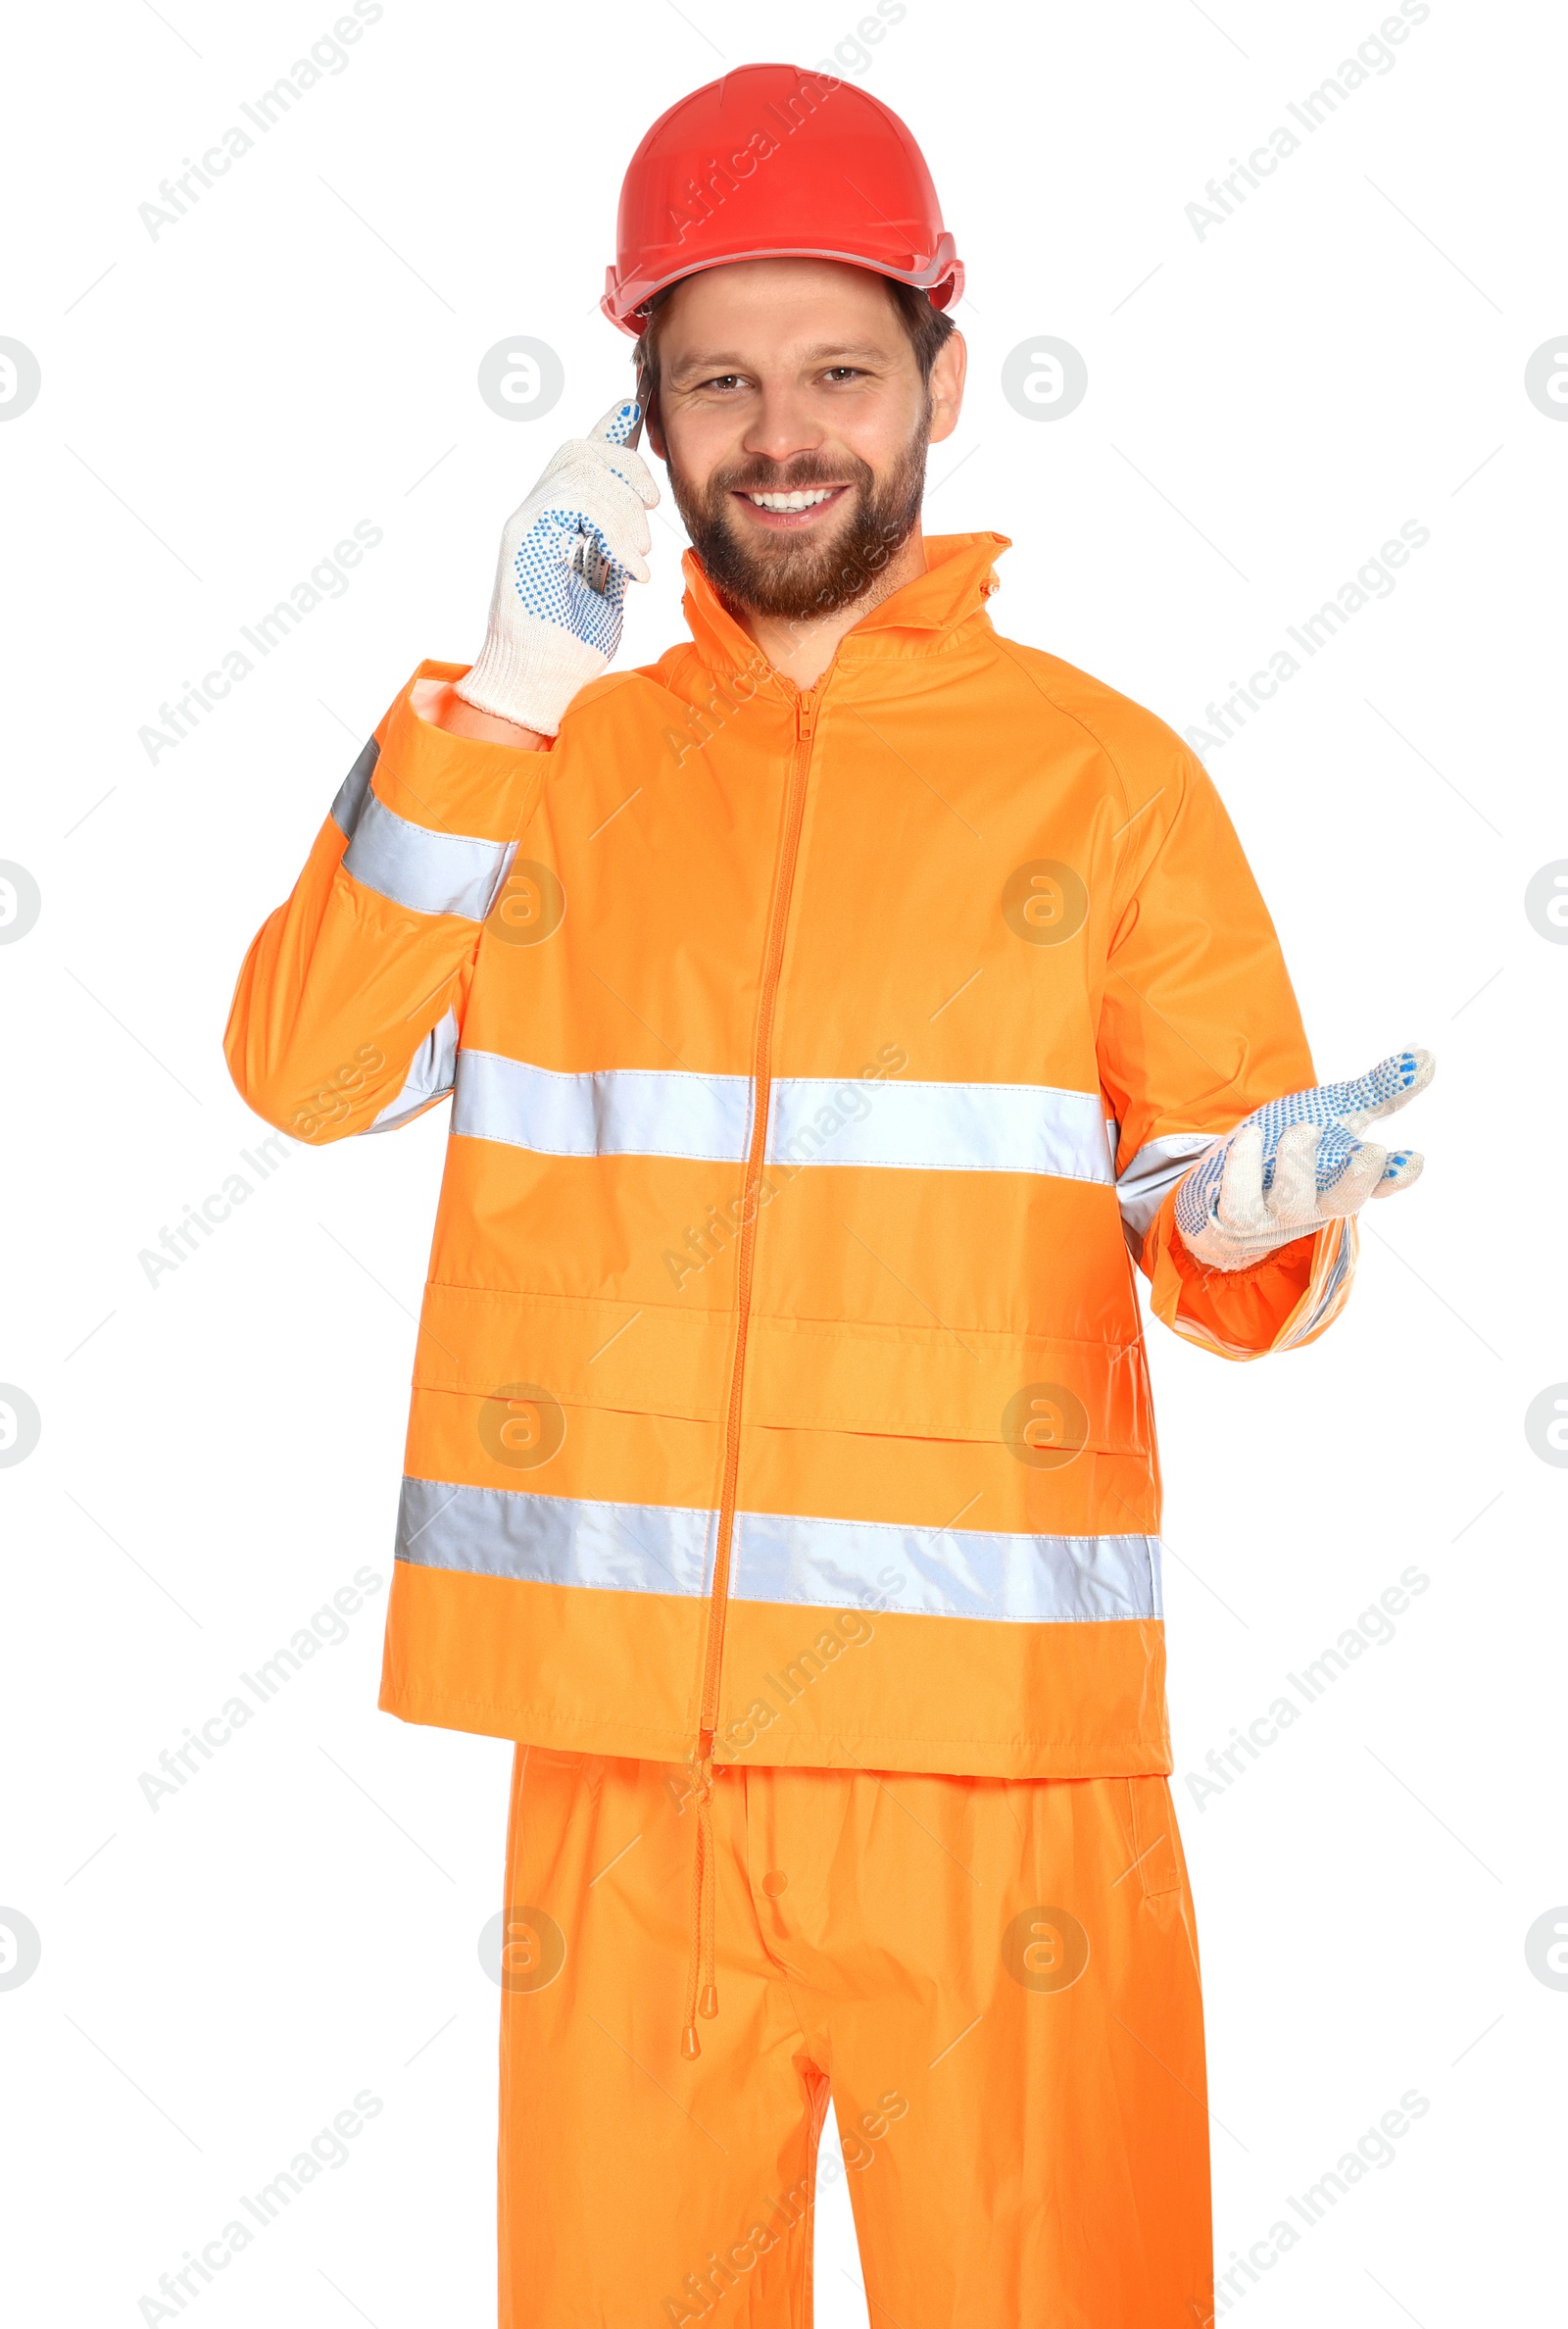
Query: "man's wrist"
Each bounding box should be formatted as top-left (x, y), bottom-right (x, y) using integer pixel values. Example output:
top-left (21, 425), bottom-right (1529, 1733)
top-left (414, 676), bottom-right (547, 750)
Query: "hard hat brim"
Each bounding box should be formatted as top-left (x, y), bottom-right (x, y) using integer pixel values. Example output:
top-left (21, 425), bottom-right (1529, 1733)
top-left (602, 236), bottom-right (963, 338)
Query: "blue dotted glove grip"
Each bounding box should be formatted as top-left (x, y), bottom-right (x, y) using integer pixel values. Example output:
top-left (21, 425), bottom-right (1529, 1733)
top-left (1174, 1050), bottom-right (1425, 1243)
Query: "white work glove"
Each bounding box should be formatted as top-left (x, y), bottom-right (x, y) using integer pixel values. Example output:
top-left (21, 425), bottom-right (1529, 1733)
top-left (1174, 1048), bottom-right (1435, 1272)
top-left (455, 397), bottom-right (658, 736)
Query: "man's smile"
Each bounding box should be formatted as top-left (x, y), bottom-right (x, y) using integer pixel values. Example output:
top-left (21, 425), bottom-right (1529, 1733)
top-left (730, 483), bottom-right (851, 529)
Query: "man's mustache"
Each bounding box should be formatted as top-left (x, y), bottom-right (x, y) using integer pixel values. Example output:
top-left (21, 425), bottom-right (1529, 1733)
top-left (710, 458), bottom-right (869, 497)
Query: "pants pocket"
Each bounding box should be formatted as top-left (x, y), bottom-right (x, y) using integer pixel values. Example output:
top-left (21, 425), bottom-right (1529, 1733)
top-left (1124, 1773), bottom-right (1185, 1900)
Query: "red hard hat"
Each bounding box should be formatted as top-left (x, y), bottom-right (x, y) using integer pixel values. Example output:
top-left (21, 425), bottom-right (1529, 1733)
top-left (602, 63), bottom-right (963, 335)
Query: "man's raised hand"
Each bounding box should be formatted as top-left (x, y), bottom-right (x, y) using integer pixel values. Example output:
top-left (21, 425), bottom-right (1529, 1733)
top-left (455, 397), bottom-right (659, 737)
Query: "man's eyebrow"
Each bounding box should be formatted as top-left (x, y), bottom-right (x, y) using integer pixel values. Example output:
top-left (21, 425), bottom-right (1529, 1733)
top-left (796, 342), bottom-right (893, 363)
top-left (667, 340), bottom-right (896, 377)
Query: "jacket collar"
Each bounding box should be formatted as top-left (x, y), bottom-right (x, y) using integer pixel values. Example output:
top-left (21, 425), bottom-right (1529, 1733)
top-left (679, 530), bottom-right (1011, 676)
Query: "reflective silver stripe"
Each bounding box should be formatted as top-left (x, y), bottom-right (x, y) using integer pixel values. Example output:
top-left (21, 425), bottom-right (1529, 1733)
top-left (1116, 1129), bottom-right (1220, 1248)
top-left (368, 1007), bottom-right (459, 1133)
top-left (453, 1050), bottom-right (754, 1161)
top-left (452, 1053), bottom-right (1113, 1181)
top-left (330, 737), bottom-right (379, 837)
top-left (767, 1077), bottom-right (1114, 1183)
top-left (343, 793), bottom-right (517, 919)
top-left (734, 1510), bottom-right (1160, 1621)
top-left (395, 1475), bottom-right (1161, 1623)
top-left (397, 1476), bottom-right (714, 1594)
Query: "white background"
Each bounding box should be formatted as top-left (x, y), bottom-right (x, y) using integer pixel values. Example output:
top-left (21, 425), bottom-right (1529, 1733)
top-left (3, 1), bottom-right (1563, 2322)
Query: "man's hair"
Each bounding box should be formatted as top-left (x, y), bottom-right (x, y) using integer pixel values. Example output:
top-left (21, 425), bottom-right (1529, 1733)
top-left (633, 274), bottom-right (956, 406)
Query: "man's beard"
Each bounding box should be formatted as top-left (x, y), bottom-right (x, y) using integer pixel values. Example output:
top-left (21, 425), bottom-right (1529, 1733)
top-left (662, 409), bottom-right (931, 623)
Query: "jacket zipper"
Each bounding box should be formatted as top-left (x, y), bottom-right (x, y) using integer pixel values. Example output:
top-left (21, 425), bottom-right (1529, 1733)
top-left (698, 683), bottom-right (819, 1756)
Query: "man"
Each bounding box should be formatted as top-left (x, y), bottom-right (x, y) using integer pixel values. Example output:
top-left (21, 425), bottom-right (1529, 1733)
top-left (226, 64), bottom-right (1432, 2329)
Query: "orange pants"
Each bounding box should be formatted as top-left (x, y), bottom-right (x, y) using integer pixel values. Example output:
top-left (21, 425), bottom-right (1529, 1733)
top-left (499, 1750), bottom-right (1211, 2327)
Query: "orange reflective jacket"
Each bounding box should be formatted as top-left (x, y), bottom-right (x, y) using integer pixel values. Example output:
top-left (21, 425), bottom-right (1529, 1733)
top-left (226, 532), bottom-right (1352, 1780)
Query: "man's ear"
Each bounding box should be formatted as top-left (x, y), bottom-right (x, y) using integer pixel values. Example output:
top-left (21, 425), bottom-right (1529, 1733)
top-left (927, 329), bottom-right (967, 448)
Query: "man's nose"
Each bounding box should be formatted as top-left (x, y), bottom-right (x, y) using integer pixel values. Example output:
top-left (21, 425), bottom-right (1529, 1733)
top-left (739, 383), bottom-right (828, 469)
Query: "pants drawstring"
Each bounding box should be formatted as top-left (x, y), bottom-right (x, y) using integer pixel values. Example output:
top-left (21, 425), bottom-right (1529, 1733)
top-left (680, 1750), bottom-right (719, 2058)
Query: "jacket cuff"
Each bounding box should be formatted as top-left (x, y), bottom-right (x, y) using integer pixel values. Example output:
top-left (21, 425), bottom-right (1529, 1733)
top-left (376, 661), bottom-right (552, 837)
top-left (1145, 1190), bottom-right (1357, 1361)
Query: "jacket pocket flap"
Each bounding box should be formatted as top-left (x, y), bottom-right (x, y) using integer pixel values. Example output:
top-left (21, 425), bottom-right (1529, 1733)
top-left (743, 1316), bottom-right (1150, 1453)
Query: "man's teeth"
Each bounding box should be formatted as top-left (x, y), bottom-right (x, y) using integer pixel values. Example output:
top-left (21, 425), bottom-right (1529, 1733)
top-left (745, 488), bottom-right (837, 511)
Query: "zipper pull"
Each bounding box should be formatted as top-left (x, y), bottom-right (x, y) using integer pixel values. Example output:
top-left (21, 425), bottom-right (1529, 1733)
top-left (795, 689), bottom-right (817, 742)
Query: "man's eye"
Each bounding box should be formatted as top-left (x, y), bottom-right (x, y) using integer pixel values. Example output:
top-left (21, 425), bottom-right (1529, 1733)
top-left (824, 368), bottom-right (864, 382)
top-left (702, 374), bottom-right (746, 392)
